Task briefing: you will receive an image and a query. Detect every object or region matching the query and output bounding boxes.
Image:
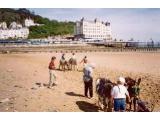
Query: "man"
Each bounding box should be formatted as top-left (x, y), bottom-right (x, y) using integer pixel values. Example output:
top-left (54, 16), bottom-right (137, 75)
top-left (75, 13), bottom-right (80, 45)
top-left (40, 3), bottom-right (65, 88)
top-left (48, 56), bottom-right (57, 88)
top-left (70, 53), bottom-right (78, 70)
top-left (61, 53), bottom-right (66, 62)
top-left (83, 63), bottom-right (95, 98)
top-left (111, 77), bottom-right (130, 112)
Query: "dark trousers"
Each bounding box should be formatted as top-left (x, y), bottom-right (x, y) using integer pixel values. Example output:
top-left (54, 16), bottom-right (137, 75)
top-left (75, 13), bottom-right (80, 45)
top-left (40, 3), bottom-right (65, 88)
top-left (84, 79), bottom-right (93, 98)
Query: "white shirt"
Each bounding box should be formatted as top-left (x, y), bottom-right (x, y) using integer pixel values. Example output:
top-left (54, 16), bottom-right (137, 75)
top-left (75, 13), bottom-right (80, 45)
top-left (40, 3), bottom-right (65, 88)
top-left (83, 65), bottom-right (93, 77)
top-left (71, 55), bottom-right (76, 59)
top-left (111, 85), bottom-right (129, 99)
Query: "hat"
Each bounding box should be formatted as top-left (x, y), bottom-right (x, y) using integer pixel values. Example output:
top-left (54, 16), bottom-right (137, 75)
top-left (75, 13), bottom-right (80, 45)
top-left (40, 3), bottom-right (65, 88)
top-left (85, 63), bottom-right (95, 69)
top-left (89, 62), bottom-right (96, 68)
top-left (117, 77), bottom-right (125, 84)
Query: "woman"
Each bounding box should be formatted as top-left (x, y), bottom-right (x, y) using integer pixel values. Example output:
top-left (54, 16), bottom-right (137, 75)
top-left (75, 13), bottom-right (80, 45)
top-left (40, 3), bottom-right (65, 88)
top-left (111, 77), bottom-right (130, 112)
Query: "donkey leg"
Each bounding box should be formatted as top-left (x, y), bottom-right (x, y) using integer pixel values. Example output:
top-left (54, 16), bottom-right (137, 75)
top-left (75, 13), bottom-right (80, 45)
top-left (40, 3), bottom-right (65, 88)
top-left (108, 99), bottom-right (113, 112)
top-left (73, 65), bottom-right (76, 71)
top-left (133, 97), bottom-right (138, 112)
top-left (98, 97), bottom-right (103, 110)
top-left (67, 64), bottom-right (70, 70)
top-left (103, 97), bottom-right (107, 111)
top-left (63, 65), bottom-right (65, 71)
top-left (71, 64), bottom-right (73, 70)
top-left (59, 64), bottom-right (61, 70)
top-left (70, 64), bottom-right (72, 70)
top-left (129, 97), bottom-right (133, 111)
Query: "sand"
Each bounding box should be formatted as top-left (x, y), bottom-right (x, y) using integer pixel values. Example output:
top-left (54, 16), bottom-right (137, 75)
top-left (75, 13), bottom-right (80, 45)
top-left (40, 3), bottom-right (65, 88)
top-left (0, 52), bottom-right (160, 112)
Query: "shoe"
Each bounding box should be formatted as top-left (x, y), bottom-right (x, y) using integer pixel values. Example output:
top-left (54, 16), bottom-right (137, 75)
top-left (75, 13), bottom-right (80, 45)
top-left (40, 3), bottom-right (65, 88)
top-left (88, 96), bottom-right (93, 99)
top-left (47, 86), bottom-right (52, 89)
top-left (85, 95), bottom-right (88, 98)
top-left (52, 83), bottom-right (57, 86)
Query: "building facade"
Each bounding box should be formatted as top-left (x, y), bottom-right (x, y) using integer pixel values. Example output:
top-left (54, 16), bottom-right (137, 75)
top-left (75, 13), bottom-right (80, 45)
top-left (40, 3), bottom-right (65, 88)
top-left (74, 18), bottom-right (112, 41)
top-left (0, 18), bottom-right (42, 40)
top-left (0, 22), bottom-right (7, 30)
top-left (25, 18), bottom-right (41, 27)
top-left (0, 21), bottom-right (29, 39)
top-left (0, 28), bottom-right (29, 39)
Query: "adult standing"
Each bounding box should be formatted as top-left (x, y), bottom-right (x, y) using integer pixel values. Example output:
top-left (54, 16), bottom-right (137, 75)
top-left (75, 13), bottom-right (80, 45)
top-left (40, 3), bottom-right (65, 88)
top-left (48, 56), bottom-right (57, 88)
top-left (61, 53), bottom-right (66, 62)
top-left (83, 63), bottom-right (95, 98)
top-left (70, 53), bottom-right (78, 70)
top-left (111, 77), bottom-right (130, 112)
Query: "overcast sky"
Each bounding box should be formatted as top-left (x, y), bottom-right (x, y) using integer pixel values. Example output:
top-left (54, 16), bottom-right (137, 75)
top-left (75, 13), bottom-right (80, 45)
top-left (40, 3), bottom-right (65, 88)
top-left (29, 8), bottom-right (160, 41)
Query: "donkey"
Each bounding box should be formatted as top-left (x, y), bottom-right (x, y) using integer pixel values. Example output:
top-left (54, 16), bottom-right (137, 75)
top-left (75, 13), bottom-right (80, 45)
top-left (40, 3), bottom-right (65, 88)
top-left (125, 77), bottom-right (141, 111)
top-left (96, 78), bottom-right (114, 112)
top-left (68, 58), bottom-right (78, 71)
top-left (59, 59), bottom-right (70, 71)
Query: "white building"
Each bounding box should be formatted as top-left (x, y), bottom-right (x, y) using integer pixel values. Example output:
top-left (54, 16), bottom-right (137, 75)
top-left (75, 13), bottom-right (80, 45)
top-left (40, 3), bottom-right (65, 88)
top-left (0, 21), bottom-right (29, 39)
top-left (9, 22), bottom-right (22, 29)
top-left (0, 17), bottom-right (42, 40)
top-left (74, 18), bottom-right (112, 41)
top-left (0, 28), bottom-right (29, 39)
top-left (25, 18), bottom-right (41, 27)
top-left (0, 22), bottom-right (7, 30)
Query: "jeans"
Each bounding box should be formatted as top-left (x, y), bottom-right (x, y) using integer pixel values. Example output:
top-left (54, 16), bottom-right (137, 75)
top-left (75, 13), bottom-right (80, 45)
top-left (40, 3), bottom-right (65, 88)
top-left (114, 98), bottom-right (126, 111)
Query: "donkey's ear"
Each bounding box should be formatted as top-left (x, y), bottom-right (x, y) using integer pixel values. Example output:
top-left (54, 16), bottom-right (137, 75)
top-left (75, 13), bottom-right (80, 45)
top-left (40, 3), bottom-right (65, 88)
top-left (137, 78), bottom-right (141, 85)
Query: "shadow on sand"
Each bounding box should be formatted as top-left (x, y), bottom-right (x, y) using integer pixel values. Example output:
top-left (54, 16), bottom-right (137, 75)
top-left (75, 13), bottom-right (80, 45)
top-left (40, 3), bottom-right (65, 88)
top-left (76, 101), bottom-right (99, 112)
top-left (55, 68), bottom-right (63, 71)
top-left (55, 68), bottom-right (71, 72)
top-left (65, 92), bottom-right (85, 97)
top-left (77, 70), bottom-right (83, 72)
top-left (35, 82), bottom-right (57, 88)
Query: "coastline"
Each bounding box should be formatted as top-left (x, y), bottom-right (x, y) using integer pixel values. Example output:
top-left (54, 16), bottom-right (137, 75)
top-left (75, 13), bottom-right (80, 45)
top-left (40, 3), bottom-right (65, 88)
top-left (0, 45), bottom-right (160, 54)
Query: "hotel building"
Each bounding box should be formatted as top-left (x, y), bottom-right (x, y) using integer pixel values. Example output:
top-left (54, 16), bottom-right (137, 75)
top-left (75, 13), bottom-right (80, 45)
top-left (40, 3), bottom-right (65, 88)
top-left (74, 18), bottom-right (112, 41)
top-left (25, 18), bottom-right (41, 27)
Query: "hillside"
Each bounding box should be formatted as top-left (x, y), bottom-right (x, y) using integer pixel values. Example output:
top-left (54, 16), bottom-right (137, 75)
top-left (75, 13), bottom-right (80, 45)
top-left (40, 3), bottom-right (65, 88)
top-left (0, 8), bottom-right (75, 39)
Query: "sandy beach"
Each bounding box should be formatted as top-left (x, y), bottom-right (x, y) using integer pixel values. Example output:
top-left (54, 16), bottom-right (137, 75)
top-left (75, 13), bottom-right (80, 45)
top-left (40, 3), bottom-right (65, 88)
top-left (0, 52), bottom-right (160, 112)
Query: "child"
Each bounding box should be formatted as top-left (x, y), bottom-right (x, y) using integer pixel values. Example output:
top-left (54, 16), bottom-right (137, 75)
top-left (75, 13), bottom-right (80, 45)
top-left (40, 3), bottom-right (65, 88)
top-left (48, 56), bottom-right (56, 88)
top-left (80, 56), bottom-right (88, 67)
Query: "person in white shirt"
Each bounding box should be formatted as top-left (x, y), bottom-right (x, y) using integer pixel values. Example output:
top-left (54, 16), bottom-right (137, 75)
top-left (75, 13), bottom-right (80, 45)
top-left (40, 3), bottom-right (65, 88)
top-left (71, 53), bottom-right (76, 59)
top-left (83, 63), bottom-right (95, 98)
top-left (111, 77), bottom-right (130, 112)
top-left (70, 53), bottom-right (78, 70)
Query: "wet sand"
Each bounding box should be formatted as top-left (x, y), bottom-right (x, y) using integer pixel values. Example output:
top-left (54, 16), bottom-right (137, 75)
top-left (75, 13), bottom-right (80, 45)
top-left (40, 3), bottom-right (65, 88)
top-left (0, 52), bottom-right (160, 112)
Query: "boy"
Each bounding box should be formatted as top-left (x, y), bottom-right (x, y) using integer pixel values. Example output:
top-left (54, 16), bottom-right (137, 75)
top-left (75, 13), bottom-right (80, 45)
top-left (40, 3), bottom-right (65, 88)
top-left (48, 56), bottom-right (57, 88)
top-left (80, 56), bottom-right (88, 66)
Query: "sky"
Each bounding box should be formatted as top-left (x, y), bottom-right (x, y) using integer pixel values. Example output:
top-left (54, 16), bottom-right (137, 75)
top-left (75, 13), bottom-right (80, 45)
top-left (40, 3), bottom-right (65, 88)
top-left (29, 8), bottom-right (160, 41)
